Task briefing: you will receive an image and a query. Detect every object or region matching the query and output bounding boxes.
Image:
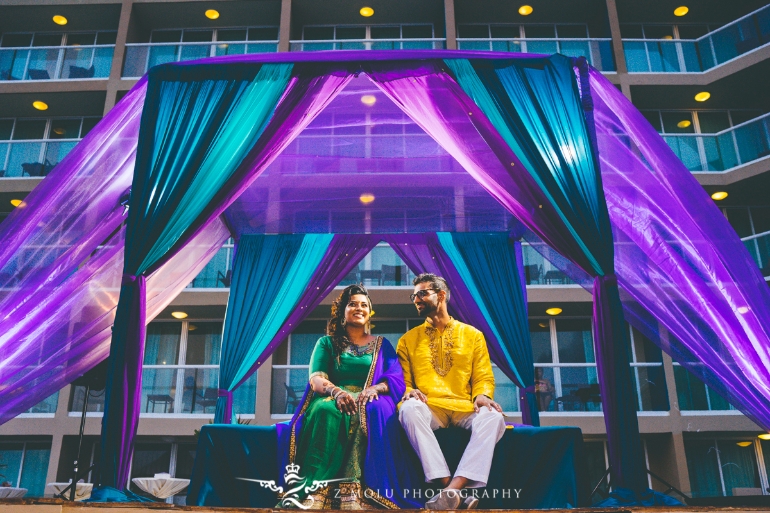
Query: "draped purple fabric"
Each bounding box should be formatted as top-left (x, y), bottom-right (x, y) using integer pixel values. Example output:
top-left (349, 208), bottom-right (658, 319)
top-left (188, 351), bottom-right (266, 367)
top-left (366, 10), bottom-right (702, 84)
top-left (382, 233), bottom-right (536, 424)
top-left (231, 233), bottom-right (380, 390)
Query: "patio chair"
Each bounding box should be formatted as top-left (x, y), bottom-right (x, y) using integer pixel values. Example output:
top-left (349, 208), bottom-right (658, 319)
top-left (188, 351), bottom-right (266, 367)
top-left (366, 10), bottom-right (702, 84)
top-left (217, 269), bottom-right (232, 288)
top-left (69, 64), bottom-right (95, 79)
top-left (382, 264), bottom-right (408, 285)
top-left (284, 383), bottom-right (302, 414)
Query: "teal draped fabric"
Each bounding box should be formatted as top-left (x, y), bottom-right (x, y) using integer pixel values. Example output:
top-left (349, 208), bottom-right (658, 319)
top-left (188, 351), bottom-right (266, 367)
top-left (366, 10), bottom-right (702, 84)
top-left (446, 55), bottom-right (644, 492)
top-left (437, 232), bottom-right (539, 426)
top-left (100, 62), bottom-right (294, 489)
top-left (214, 234), bottom-right (333, 424)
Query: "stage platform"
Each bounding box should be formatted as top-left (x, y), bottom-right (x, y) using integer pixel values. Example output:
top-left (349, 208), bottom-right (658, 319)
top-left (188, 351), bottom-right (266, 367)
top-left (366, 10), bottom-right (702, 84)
top-left (3, 497), bottom-right (770, 513)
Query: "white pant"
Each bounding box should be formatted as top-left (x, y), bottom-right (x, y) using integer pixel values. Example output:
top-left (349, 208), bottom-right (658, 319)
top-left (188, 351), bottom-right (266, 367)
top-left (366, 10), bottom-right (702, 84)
top-left (398, 399), bottom-right (506, 488)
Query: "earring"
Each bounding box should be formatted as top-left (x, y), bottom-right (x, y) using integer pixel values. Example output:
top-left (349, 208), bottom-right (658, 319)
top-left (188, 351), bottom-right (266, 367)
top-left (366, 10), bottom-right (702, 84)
top-left (364, 321), bottom-right (371, 335)
top-left (341, 318), bottom-right (346, 326)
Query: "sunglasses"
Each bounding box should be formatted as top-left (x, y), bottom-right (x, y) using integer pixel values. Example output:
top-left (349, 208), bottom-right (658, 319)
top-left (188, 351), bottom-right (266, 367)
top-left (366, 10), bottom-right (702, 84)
top-left (410, 289), bottom-right (438, 302)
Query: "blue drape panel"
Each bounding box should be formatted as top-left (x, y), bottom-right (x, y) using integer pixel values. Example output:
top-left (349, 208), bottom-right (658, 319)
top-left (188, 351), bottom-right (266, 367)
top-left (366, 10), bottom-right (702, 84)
top-left (438, 232), bottom-right (539, 426)
top-left (448, 55), bottom-right (644, 492)
top-left (100, 62), bottom-right (293, 489)
top-left (214, 234), bottom-right (333, 424)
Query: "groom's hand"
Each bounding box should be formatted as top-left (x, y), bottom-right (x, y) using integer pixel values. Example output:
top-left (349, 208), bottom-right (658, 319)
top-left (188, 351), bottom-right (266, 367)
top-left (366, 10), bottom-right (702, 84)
top-left (402, 389), bottom-right (428, 403)
top-left (474, 394), bottom-right (503, 413)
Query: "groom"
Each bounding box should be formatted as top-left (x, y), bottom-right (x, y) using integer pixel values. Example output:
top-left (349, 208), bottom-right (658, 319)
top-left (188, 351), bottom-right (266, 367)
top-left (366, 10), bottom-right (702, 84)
top-left (396, 273), bottom-right (506, 510)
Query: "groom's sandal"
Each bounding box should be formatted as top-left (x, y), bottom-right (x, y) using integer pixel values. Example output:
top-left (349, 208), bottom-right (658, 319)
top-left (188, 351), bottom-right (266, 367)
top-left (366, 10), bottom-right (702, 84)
top-left (426, 490), bottom-right (462, 510)
top-left (462, 496), bottom-right (479, 509)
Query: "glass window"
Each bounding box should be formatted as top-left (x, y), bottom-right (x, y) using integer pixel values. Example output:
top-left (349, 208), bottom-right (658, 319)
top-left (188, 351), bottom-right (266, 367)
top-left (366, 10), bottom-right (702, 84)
top-left (620, 24), bottom-right (644, 39)
top-left (0, 119), bottom-right (13, 140)
top-left (151, 30), bottom-right (183, 43)
top-left (12, 119), bottom-right (46, 140)
top-left (304, 27), bottom-right (334, 40)
top-left (697, 112), bottom-right (730, 133)
top-left (336, 27), bottom-right (366, 40)
top-left (661, 112), bottom-right (695, 134)
top-left (66, 33), bottom-right (96, 46)
top-left (556, 319), bottom-right (594, 364)
top-left (219, 29), bottom-right (247, 42)
top-left (640, 111), bottom-right (662, 132)
top-left (458, 25), bottom-right (490, 38)
top-left (556, 25), bottom-right (588, 38)
top-left (129, 442), bottom-right (172, 498)
top-left (248, 27), bottom-right (279, 41)
top-left (584, 441), bottom-right (610, 499)
top-left (183, 30), bottom-right (213, 43)
top-left (0, 441), bottom-right (51, 497)
top-left (490, 26), bottom-right (519, 39)
top-left (529, 319), bottom-right (552, 364)
top-left (730, 110), bottom-right (762, 126)
top-left (144, 323), bottom-right (182, 366)
top-left (50, 119), bottom-right (82, 140)
top-left (678, 25), bottom-right (709, 39)
top-left (524, 25), bottom-right (555, 38)
top-left (725, 207), bottom-right (753, 238)
top-left (643, 25), bottom-right (674, 39)
top-left (185, 322), bottom-right (221, 365)
top-left (685, 439), bottom-right (761, 497)
top-left (33, 34), bottom-right (63, 47)
top-left (372, 320), bottom-right (407, 345)
top-left (750, 207), bottom-right (770, 235)
top-left (401, 25), bottom-right (433, 39)
top-left (97, 32), bottom-right (117, 45)
top-left (80, 118), bottom-right (100, 137)
top-left (2, 34), bottom-right (33, 47)
top-left (371, 26), bottom-right (401, 40)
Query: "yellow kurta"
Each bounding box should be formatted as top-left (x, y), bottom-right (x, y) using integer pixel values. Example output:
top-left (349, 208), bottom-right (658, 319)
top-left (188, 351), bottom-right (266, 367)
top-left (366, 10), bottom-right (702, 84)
top-left (396, 318), bottom-right (495, 412)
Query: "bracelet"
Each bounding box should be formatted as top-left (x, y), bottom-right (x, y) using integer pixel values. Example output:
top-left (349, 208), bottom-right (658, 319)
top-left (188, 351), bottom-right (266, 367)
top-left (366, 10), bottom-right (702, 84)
top-left (331, 387), bottom-right (344, 400)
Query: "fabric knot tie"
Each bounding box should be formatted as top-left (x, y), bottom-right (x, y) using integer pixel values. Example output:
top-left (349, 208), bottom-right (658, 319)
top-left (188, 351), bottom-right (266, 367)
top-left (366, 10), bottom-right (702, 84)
top-left (121, 274), bottom-right (138, 286)
top-left (217, 389), bottom-right (233, 400)
top-left (599, 274), bottom-right (618, 287)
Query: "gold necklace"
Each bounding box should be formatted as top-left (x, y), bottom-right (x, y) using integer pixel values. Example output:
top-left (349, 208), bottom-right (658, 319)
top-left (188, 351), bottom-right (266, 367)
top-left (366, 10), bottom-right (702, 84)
top-left (426, 319), bottom-right (456, 376)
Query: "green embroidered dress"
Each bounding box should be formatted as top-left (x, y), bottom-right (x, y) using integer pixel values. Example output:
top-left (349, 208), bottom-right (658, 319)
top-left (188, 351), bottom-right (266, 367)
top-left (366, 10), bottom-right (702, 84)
top-left (293, 336), bottom-right (379, 509)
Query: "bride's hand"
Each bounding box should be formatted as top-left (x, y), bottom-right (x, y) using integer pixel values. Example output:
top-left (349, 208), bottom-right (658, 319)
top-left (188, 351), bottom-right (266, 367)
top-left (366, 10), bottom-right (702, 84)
top-left (356, 386), bottom-right (380, 408)
top-left (335, 391), bottom-right (357, 415)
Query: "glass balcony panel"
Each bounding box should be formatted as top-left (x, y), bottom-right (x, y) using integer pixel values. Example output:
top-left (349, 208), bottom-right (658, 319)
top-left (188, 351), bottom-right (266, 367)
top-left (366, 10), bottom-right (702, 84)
top-left (534, 366), bottom-right (557, 411)
top-left (182, 368), bottom-right (218, 413)
top-left (492, 366), bottom-right (520, 412)
top-left (148, 45), bottom-right (178, 70)
top-left (26, 48), bottom-right (60, 80)
top-left (743, 239), bottom-right (760, 266)
top-left (0, 143), bottom-right (9, 177)
top-left (0, 48), bottom-right (30, 80)
top-left (733, 120), bottom-right (770, 164)
top-left (647, 41), bottom-right (680, 72)
top-left (293, 42), bottom-right (335, 51)
top-left (61, 47), bottom-right (94, 79)
top-left (188, 246), bottom-right (231, 287)
top-left (524, 40), bottom-right (558, 55)
top-left (179, 44), bottom-right (210, 62)
top-left (592, 40), bottom-right (616, 71)
top-left (623, 41), bottom-right (649, 72)
top-left (23, 392), bottom-right (59, 413)
top-left (457, 40), bottom-right (491, 51)
top-left (92, 47), bottom-right (114, 78)
top-left (370, 40), bottom-right (397, 50)
top-left (521, 244), bottom-right (575, 285)
top-left (755, 233), bottom-right (770, 276)
top-left (141, 368), bottom-right (178, 414)
top-left (215, 43), bottom-right (246, 57)
top-left (45, 141), bottom-right (78, 171)
top-left (339, 41), bottom-right (366, 50)
top-left (664, 136), bottom-right (702, 172)
top-left (557, 40), bottom-right (590, 61)
top-left (401, 40), bottom-right (439, 50)
top-left (529, 320), bottom-right (553, 364)
top-left (234, 371), bottom-right (257, 415)
top-left (680, 41), bottom-right (703, 72)
top-left (271, 367), bottom-right (309, 414)
top-left (246, 42), bottom-right (278, 53)
top-left (123, 46), bottom-right (149, 77)
top-left (6, 142), bottom-right (44, 178)
top-left (703, 134), bottom-right (739, 171)
top-left (70, 385), bottom-right (106, 412)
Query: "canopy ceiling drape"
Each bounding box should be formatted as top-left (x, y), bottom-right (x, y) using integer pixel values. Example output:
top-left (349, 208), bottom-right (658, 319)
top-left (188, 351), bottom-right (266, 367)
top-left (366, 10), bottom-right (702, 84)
top-left (0, 49), bottom-right (768, 501)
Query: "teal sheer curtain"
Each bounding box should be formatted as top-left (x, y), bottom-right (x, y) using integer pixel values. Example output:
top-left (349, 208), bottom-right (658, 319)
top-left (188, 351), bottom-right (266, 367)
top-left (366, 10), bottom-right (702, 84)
top-left (214, 234), bottom-right (333, 424)
top-left (446, 55), bottom-right (645, 492)
top-left (100, 62), bottom-right (293, 489)
top-left (437, 232), bottom-right (539, 426)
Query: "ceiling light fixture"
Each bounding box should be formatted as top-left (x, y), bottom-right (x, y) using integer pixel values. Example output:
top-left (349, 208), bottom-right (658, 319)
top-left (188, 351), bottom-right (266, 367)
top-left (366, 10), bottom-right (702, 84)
top-left (759, 434), bottom-right (770, 440)
top-left (737, 441), bottom-right (753, 447)
top-left (360, 95), bottom-right (376, 106)
top-left (538, 322), bottom-right (547, 328)
top-left (53, 15), bottom-right (68, 25)
top-left (360, 7), bottom-right (374, 17)
top-left (171, 311), bottom-right (188, 319)
top-left (519, 5), bottom-right (533, 15)
top-left (33, 101), bottom-right (48, 111)
top-left (674, 6), bottom-right (689, 16)
top-left (205, 9), bottom-right (220, 19)
top-left (662, 35), bottom-right (673, 40)
top-left (546, 308), bottom-right (562, 316)
top-left (677, 120), bottom-right (691, 128)
top-left (711, 191), bottom-right (728, 200)
top-left (359, 193), bottom-right (375, 204)
top-left (10, 199), bottom-right (24, 207)
top-left (694, 91), bottom-right (710, 102)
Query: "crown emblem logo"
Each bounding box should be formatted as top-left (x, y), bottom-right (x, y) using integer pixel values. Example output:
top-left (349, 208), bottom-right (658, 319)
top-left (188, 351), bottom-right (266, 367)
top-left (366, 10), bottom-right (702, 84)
top-left (237, 463), bottom-right (345, 509)
top-left (285, 463), bottom-right (301, 479)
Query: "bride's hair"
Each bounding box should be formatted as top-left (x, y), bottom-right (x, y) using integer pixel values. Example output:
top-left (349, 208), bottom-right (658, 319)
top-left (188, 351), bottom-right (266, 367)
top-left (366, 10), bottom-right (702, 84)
top-left (327, 283), bottom-right (372, 358)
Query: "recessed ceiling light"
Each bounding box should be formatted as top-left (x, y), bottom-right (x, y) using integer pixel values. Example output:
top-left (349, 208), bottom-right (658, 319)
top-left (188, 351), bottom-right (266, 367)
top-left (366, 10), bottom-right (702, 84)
top-left (674, 6), bottom-right (689, 16)
top-left (519, 5), bottom-right (533, 15)
top-left (33, 101), bottom-right (48, 111)
top-left (359, 193), bottom-right (375, 204)
top-left (188, 324), bottom-right (197, 331)
top-left (360, 7), bottom-right (374, 17)
top-left (52, 15), bottom-right (68, 25)
top-left (737, 441), bottom-right (753, 447)
top-left (171, 311), bottom-right (188, 319)
top-left (360, 95), bottom-right (376, 106)
top-left (205, 9), bottom-right (219, 19)
top-left (711, 191), bottom-right (728, 200)
top-left (538, 322), bottom-right (547, 328)
top-left (694, 91), bottom-right (710, 102)
top-left (662, 35), bottom-right (673, 40)
top-left (759, 434), bottom-right (770, 440)
top-left (546, 307), bottom-right (562, 316)
top-left (53, 127), bottom-right (66, 135)
top-left (10, 199), bottom-right (24, 207)
top-left (677, 120), bottom-right (691, 128)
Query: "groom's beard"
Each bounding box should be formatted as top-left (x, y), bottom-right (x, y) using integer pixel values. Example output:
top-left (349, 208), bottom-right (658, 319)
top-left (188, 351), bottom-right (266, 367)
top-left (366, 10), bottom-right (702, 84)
top-left (416, 299), bottom-right (438, 317)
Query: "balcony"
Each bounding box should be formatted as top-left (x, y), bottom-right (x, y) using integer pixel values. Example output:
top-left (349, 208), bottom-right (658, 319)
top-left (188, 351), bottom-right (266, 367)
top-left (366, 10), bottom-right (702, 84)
top-left (0, 45), bottom-right (113, 81)
top-left (664, 113), bottom-right (770, 173)
top-left (456, 38), bottom-right (615, 72)
top-left (623, 4), bottom-right (770, 73)
top-left (289, 39), bottom-right (446, 51)
top-left (122, 41), bottom-right (279, 78)
top-left (0, 139), bottom-right (79, 178)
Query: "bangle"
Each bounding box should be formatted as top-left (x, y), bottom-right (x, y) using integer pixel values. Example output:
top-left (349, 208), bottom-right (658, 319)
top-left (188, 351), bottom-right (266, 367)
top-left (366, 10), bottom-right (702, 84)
top-left (331, 387), bottom-right (343, 400)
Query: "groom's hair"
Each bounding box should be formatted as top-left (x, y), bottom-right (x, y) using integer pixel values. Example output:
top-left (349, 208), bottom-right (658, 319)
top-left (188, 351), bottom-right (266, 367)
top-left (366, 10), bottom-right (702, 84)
top-left (413, 273), bottom-right (450, 302)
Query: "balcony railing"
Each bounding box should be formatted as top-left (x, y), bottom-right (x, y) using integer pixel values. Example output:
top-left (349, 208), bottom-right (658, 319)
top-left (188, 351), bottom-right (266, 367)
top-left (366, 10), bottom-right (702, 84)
top-left (456, 38), bottom-right (615, 72)
top-left (0, 139), bottom-right (79, 178)
top-left (290, 39), bottom-right (445, 51)
top-left (122, 40), bottom-right (279, 78)
top-left (0, 45), bottom-right (113, 81)
top-left (624, 4), bottom-right (770, 73)
top-left (664, 112), bottom-right (770, 172)
top-left (521, 243), bottom-right (576, 285)
top-left (742, 230), bottom-right (770, 279)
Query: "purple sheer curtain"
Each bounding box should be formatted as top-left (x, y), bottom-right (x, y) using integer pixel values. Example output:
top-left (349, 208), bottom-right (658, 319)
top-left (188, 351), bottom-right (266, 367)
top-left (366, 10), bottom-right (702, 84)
top-left (383, 233), bottom-right (536, 424)
top-left (590, 69), bottom-right (770, 430)
top-left (0, 218), bottom-right (230, 425)
top-left (230, 234), bottom-right (381, 391)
